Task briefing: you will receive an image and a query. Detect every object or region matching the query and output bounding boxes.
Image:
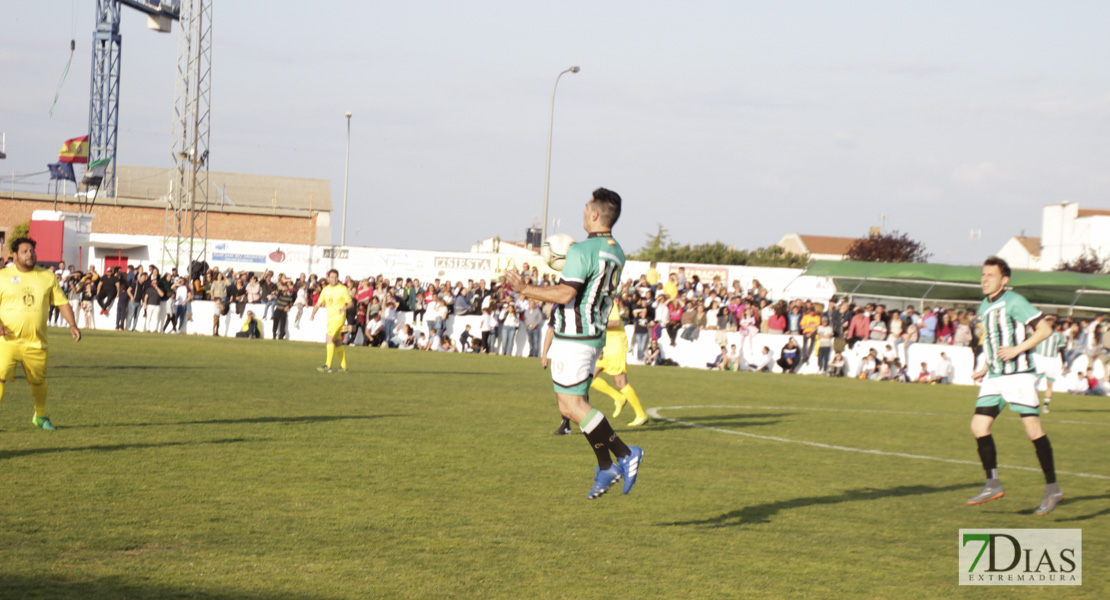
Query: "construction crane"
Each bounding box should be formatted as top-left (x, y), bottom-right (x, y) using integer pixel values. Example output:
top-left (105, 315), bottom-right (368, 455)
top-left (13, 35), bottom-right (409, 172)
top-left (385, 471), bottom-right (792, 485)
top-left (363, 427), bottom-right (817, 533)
top-left (88, 0), bottom-right (180, 198)
top-left (88, 0), bottom-right (212, 272)
top-left (166, 0), bottom-right (212, 272)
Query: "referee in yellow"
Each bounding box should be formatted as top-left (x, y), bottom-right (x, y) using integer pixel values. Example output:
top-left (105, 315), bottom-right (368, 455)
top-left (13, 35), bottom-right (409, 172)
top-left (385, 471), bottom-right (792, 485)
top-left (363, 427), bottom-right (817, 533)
top-left (310, 268), bottom-right (353, 373)
top-left (0, 237), bottom-right (81, 430)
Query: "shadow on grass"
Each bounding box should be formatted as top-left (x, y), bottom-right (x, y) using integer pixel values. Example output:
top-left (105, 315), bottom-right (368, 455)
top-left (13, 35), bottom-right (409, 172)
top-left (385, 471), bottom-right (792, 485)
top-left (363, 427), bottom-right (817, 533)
top-left (375, 370), bottom-right (501, 376)
top-left (0, 575), bottom-right (335, 600)
top-left (664, 482), bottom-right (976, 528)
top-left (67, 415), bottom-right (403, 429)
top-left (620, 412), bottom-right (795, 432)
top-left (1012, 492), bottom-right (1110, 520)
top-left (0, 437), bottom-right (256, 460)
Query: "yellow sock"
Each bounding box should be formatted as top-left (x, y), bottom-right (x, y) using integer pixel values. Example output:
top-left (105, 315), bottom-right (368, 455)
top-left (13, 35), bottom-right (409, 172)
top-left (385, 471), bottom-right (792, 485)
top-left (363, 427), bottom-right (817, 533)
top-left (590, 377), bottom-right (623, 404)
top-left (337, 345), bottom-right (347, 370)
top-left (326, 343), bottom-right (335, 368)
top-left (620, 384), bottom-right (646, 419)
top-left (31, 381), bottom-right (48, 418)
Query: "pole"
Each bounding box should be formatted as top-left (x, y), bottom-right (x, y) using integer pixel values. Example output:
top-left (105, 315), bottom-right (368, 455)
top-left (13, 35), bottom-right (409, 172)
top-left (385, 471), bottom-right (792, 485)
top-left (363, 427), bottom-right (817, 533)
top-left (541, 66), bottom-right (579, 246)
top-left (342, 111), bottom-right (351, 246)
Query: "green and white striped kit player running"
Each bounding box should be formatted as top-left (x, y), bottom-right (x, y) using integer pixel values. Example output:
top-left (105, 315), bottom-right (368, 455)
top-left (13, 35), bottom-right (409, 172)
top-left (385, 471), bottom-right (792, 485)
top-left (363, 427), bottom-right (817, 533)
top-left (968, 257), bottom-right (1062, 516)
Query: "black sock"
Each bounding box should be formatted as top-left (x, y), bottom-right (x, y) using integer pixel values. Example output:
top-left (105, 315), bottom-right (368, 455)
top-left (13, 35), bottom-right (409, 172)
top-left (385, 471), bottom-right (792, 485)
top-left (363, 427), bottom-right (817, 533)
top-left (583, 429), bottom-right (612, 469)
top-left (559, 417), bottom-right (570, 430)
top-left (581, 412), bottom-right (631, 469)
top-left (976, 435), bottom-right (998, 480)
top-left (1033, 435), bottom-right (1056, 485)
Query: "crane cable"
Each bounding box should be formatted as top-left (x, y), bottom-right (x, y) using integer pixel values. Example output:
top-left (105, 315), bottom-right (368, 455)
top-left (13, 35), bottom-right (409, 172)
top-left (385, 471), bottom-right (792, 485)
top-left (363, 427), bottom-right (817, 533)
top-left (49, 40), bottom-right (76, 117)
top-left (49, 3), bottom-right (79, 117)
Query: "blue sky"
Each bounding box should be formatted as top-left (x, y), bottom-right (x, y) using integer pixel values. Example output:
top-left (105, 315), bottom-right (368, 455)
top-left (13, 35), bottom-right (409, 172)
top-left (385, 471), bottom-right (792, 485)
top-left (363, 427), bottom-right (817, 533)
top-left (4, 1), bottom-right (1109, 264)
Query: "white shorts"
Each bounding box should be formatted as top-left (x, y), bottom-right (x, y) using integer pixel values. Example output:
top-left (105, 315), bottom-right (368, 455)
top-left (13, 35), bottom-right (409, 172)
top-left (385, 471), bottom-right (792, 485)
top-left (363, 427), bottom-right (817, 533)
top-left (978, 373), bottom-right (1040, 408)
top-left (547, 338), bottom-right (601, 395)
top-left (1033, 354), bottom-right (1062, 383)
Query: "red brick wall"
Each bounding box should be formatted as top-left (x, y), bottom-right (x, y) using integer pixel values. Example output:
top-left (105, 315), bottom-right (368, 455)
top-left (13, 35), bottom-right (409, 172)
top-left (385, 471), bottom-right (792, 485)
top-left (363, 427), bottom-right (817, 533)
top-left (0, 196), bottom-right (319, 254)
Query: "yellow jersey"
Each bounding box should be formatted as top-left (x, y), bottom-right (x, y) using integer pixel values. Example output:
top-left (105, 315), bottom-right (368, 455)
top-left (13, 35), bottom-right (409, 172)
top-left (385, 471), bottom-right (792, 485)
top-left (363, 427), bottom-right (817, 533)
top-left (605, 303), bottom-right (627, 340)
top-left (0, 266), bottom-right (69, 350)
top-left (317, 284), bottom-right (352, 323)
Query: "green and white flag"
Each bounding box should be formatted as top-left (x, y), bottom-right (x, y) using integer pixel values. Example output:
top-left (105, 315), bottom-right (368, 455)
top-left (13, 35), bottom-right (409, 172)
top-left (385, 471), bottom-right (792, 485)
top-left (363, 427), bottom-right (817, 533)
top-left (82, 156), bottom-right (111, 186)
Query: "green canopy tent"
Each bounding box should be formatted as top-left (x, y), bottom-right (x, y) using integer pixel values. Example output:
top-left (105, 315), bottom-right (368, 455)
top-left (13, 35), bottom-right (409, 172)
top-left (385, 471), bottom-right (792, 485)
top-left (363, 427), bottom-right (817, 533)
top-left (800, 261), bottom-right (1110, 312)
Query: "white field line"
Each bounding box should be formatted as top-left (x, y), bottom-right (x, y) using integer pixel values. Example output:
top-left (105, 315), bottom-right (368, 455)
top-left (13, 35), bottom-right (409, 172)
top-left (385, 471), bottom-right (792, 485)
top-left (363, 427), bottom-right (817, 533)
top-left (647, 405), bottom-right (1110, 481)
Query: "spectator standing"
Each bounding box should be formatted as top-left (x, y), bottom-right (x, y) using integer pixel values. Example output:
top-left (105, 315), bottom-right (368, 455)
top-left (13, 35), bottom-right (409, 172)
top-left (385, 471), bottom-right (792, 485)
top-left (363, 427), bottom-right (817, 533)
top-left (523, 300), bottom-right (546, 358)
top-left (114, 275), bottom-right (131, 331)
top-left (816, 316), bottom-right (834, 373)
top-left (273, 281), bottom-right (295, 340)
top-left (800, 307), bottom-right (821, 366)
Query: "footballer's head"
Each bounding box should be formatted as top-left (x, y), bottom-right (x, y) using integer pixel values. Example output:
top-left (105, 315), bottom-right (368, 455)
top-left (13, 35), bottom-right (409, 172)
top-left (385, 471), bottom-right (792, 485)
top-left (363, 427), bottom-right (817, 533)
top-left (585, 187), bottom-right (622, 231)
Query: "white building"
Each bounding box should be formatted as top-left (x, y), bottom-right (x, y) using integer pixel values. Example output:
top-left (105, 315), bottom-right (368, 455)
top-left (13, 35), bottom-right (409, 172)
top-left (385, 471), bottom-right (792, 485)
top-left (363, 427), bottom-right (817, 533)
top-left (995, 236), bottom-right (1041, 271)
top-left (1039, 203), bottom-right (1110, 271)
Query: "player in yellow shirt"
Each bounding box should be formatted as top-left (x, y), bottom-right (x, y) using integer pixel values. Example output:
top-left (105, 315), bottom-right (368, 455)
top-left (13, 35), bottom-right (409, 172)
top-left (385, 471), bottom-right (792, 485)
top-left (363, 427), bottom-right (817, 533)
top-left (0, 237), bottom-right (82, 430)
top-left (591, 295), bottom-right (648, 426)
top-left (310, 269), bottom-right (353, 373)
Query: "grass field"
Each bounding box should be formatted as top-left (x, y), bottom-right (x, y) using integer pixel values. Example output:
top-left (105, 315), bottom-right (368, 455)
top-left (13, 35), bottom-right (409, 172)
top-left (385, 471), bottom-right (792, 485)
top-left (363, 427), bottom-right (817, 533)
top-left (1, 329), bottom-right (1106, 599)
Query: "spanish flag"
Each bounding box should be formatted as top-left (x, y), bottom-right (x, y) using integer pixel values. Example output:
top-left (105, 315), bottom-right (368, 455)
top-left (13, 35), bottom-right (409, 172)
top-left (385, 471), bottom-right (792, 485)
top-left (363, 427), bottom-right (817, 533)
top-left (58, 135), bottom-right (89, 164)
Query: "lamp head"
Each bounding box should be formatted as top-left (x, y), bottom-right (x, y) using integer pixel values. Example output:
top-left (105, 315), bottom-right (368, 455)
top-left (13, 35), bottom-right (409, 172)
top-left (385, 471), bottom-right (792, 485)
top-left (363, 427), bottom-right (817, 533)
top-left (569, 66), bottom-right (580, 73)
top-left (346, 111), bottom-right (352, 118)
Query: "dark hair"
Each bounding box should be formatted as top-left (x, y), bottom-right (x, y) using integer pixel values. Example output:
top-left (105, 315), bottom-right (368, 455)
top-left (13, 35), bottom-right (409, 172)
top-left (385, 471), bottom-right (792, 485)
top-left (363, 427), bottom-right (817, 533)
top-left (8, 236), bottom-right (35, 254)
top-left (590, 187), bottom-right (622, 228)
top-left (983, 256), bottom-right (1011, 278)
top-left (327, 268), bottom-right (339, 277)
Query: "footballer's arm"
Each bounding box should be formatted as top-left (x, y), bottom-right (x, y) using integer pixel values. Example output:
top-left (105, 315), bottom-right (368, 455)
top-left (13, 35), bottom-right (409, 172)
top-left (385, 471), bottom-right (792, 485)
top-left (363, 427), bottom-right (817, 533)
top-left (503, 270), bottom-right (575, 305)
top-left (998, 315), bottom-right (1056, 361)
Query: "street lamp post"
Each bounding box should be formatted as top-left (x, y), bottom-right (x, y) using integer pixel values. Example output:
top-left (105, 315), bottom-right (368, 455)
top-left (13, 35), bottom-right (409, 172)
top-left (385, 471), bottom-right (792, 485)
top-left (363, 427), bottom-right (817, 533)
top-left (342, 111), bottom-right (352, 246)
top-left (541, 66), bottom-right (580, 247)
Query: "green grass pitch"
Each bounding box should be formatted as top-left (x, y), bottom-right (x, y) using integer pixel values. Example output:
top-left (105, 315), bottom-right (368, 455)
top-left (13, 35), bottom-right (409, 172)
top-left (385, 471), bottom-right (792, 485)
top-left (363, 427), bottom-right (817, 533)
top-left (0, 330), bottom-right (1106, 599)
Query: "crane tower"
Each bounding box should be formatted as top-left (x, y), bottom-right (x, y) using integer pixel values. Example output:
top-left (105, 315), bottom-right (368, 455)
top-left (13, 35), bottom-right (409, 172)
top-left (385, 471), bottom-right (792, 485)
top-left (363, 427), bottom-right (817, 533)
top-left (88, 0), bottom-right (179, 198)
top-left (166, 0), bottom-right (213, 271)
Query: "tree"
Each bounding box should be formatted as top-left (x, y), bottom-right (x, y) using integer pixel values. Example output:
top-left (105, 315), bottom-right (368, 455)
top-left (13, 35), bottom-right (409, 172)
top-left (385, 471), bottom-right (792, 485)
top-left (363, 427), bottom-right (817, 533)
top-left (11, 221), bottom-right (29, 240)
top-left (633, 224), bottom-right (679, 262)
top-left (1055, 248), bottom-right (1109, 274)
top-left (627, 224), bottom-right (809, 267)
top-left (844, 230), bottom-right (930, 263)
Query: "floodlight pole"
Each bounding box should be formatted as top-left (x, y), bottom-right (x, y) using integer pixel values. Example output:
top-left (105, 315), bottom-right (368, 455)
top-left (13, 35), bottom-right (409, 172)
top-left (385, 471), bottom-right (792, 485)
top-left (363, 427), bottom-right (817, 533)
top-left (541, 66), bottom-right (579, 246)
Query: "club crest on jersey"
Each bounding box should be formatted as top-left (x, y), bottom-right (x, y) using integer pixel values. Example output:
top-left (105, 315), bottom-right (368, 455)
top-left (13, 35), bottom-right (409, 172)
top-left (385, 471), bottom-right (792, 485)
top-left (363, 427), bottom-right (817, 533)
top-left (11, 276), bottom-right (20, 283)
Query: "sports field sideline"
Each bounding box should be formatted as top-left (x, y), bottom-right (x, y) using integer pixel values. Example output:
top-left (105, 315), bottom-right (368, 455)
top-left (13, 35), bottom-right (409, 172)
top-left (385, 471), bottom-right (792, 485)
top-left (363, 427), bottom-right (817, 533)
top-left (1, 330), bottom-right (1106, 599)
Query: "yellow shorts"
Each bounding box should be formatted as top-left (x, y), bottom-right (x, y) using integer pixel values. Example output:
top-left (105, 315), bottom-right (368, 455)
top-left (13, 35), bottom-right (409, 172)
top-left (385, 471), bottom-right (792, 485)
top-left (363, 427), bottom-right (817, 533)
top-left (327, 319), bottom-right (345, 341)
top-left (0, 343), bottom-right (48, 385)
top-left (597, 333), bottom-right (628, 376)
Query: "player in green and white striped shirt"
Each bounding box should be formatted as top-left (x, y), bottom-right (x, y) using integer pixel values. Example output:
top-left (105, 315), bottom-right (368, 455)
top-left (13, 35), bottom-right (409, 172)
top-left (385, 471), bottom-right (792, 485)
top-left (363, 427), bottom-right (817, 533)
top-left (968, 257), bottom-right (1063, 515)
top-left (1033, 326), bottom-right (1066, 413)
top-left (504, 188), bottom-right (643, 500)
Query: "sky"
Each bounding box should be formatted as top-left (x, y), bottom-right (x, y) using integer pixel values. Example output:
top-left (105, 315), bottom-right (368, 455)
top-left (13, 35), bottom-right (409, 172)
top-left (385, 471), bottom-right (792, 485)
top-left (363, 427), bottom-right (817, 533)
top-left (3, 1), bottom-right (1109, 265)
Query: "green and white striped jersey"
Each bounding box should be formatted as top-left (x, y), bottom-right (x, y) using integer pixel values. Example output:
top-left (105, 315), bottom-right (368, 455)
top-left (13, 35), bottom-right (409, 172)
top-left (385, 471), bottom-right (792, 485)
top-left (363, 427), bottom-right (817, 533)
top-left (977, 290), bottom-right (1042, 378)
top-left (1034, 330), bottom-right (1065, 358)
top-left (552, 232), bottom-right (625, 348)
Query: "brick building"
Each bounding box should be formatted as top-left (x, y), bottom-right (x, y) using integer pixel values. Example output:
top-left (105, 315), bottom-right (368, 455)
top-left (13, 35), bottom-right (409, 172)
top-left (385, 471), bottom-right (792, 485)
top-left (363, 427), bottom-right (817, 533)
top-left (0, 165), bottom-right (331, 264)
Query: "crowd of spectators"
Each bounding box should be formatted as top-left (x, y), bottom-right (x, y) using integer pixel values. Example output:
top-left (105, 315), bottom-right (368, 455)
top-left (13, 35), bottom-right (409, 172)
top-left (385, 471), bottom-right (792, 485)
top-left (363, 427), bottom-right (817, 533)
top-left (18, 257), bottom-right (1110, 389)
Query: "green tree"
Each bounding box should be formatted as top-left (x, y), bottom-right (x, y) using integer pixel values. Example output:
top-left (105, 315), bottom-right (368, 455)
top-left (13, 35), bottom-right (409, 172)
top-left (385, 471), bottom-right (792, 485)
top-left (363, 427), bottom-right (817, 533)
top-left (628, 225), bottom-right (808, 267)
top-left (844, 230), bottom-right (930, 263)
top-left (632, 224), bottom-right (679, 262)
top-left (11, 221), bottom-right (29, 240)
